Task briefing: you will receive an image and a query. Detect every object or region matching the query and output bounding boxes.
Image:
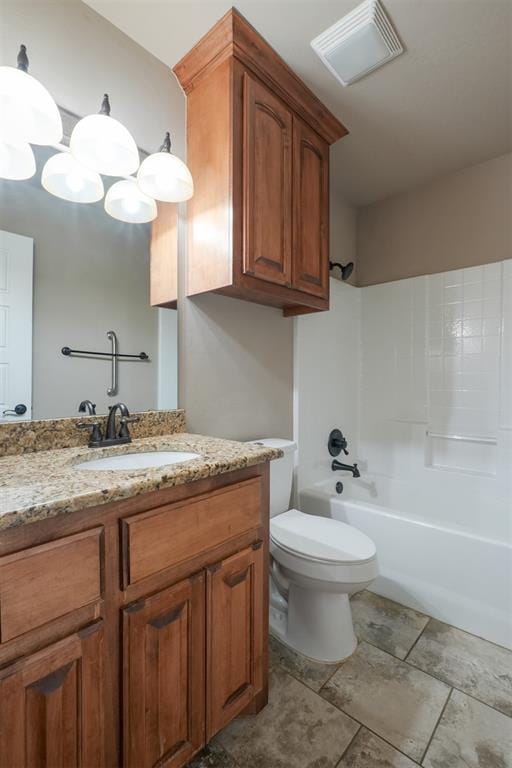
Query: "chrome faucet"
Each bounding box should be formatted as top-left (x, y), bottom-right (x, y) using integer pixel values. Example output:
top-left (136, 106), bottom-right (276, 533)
top-left (332, 459), bottom-right (360, 478)
top-left (77, 402), bottom-right (139, 448)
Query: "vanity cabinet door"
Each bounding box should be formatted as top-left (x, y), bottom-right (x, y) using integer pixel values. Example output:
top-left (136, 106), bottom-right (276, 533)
top-left (292, 116), bottom-right (329, 298)
top-left (123, 574), bottom-right (205, 768)
top-left (206, 542), bottom-right (265, 739)
top-left (0, 622), bottom-right (104, 768)
top-left (242, 72), bottom-right (293, 288)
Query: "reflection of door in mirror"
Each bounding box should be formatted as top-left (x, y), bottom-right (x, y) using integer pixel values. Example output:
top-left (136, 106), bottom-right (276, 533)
top-left (0, 230), bottom-right (33, 422)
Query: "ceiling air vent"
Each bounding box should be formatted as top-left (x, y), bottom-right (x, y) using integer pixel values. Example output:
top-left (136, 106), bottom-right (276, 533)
top-left (311, 0), bottom-right (403, 86)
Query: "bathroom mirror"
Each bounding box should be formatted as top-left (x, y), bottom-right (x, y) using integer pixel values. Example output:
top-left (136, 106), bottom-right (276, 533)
top-left (0, 127), bottom-right (178, 422)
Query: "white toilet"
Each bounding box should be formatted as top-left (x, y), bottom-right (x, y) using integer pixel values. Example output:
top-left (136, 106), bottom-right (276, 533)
top-left (252, 438), bottom-right (378, 663)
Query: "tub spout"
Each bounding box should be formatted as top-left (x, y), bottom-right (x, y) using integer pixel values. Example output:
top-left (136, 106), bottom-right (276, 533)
top-left (332, 459), bottom-right (360, 478)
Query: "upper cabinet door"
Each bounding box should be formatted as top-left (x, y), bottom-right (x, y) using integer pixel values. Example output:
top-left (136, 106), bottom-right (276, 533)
top-left (0, 622), bottom-right (105, 768)
top-left (242, 73), bottom-right (293, 288)
top-left (292, 117), bottom-right (329, 298)
top-left (206, 543), bottom-right (265, 739)
top-left (123, 575), bottom-right (205, 768)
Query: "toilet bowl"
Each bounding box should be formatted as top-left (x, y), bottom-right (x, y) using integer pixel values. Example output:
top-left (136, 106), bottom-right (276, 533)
top-left (270, 508), bottom-right (377, 661)
top-left (249, 438), bottom-right (378, 663)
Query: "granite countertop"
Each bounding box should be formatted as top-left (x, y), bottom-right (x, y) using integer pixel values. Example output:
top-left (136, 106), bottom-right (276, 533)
top-left (0, 433), bottom-right (282, 531)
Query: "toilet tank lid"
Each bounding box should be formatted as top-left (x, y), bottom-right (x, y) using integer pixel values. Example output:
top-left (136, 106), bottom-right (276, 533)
top-left (247, 438), bottom-right (297, 454)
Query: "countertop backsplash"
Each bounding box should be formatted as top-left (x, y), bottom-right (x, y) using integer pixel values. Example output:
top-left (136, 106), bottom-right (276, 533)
top-left (0, 409), bottom-right (186, 457)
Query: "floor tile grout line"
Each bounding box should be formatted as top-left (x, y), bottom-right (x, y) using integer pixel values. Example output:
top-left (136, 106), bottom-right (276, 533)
top-left (314, 670), bottom-right (426, 765)
top-left (358, 590), bottom-right (512, 656)
top-left (403, 657), bottom-right (512, 721)
top-left (353, 591), bottom-right (431, 622)
top-left (354, 630), bottom-right (512, 722)
top-left (403, 616), bottom-right (432, 662)
top-left (265, 666), bottom-right (370, 765)
top-left (418, 686), bottom-right (454, 765)
top-left (358, 635), bottom-right (424, 664)
top-left (333, 723), bottom-right (362, 767)
top-left (327, 706), bottom-right (423, 765)
top-left (277, 630), bottom-right (512, 724)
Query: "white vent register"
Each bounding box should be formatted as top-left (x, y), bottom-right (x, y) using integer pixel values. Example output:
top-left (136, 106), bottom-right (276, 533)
top-left (311, 0), bottom-right (403, 86)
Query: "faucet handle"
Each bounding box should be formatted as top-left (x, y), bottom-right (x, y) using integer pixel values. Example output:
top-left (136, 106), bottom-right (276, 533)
top-left (119, 415), bottom-right (139, 439)
top-left (77, 421), bottom-right (103, 444)
top-left (328, 429), bottom-right (349, 457)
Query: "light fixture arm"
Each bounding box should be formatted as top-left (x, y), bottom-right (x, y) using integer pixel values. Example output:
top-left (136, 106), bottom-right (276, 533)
top-left (99, 93), bottom-right (111, 116)
top-left (17, 44), bottom-right (29, 73)
top-left (159, 132), bottom-right (172, 153)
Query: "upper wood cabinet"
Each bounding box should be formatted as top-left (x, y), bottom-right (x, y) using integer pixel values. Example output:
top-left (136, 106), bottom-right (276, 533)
top-left (174, 8), bottom-right (347, 316)
top-left (292, 116), bottom-right (330, 299)
top-left (243, 73), bottom-right (293, 289)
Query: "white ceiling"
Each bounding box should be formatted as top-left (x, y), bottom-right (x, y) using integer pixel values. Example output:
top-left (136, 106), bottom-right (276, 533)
top-left (84, 0), bottom-right (512, 206)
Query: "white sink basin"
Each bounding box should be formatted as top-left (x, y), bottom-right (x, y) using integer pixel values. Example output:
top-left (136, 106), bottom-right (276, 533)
top-left (74, 451), bottom-right (200, 471)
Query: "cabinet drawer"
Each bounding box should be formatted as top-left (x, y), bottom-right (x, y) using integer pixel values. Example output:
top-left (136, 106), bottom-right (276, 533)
top-left (122, 478), bottom-right (263, 586)
top-left (0, 528), bottom-right (103, 643)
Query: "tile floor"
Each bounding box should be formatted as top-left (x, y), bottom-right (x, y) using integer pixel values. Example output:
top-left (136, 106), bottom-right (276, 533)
top-left (188, 591), bottom-right (512, 768)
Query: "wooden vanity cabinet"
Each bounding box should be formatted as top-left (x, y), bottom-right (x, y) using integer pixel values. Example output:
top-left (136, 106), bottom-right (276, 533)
top-left (0, 622), bottom-right (105, 768)
top-left (173, 8), bottom-right (347, 316)
top-left (0, 464), bottom-right (269, 768)
top-left (123, 575), bottom-right (206, 768)
top-left (207, 542), bottom-right (264, 738)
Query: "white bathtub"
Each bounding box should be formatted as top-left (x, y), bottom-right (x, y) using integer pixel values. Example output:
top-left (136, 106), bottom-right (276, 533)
top-left (299, 481), bottom-right (512, 650)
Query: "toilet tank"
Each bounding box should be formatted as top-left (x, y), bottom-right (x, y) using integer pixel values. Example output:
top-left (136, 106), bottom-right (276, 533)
top-left (248, 439), bottom-right (297, 518)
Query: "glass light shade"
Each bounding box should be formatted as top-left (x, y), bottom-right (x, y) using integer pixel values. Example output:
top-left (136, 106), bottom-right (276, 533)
top-left (70, 114), bottom-right (139, 177)
top-left (137, 151), bottom-right (193, 202)
top-left (104, 179), bottom-right (156, 223)
top-left (0, 66), bottom-right (62, 145)
top-left (0, 140), bottom-right (35, 180)
top-left (41, 151), bottom-right (104, 203)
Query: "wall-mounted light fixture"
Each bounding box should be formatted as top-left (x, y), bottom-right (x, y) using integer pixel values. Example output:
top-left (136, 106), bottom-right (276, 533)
top-left (70, 94), bottom-right (139, 177)
top-left (0, 139), bottom-right (35, 180)
top-left (42, 151), bottom-right (104, 203)
top-left (0, 45), bottom-right (63, 147)
top-left (0, 45), bottom-right (194, 223)
top-left (104, 178), bottom-right (157, 223)
top-left (137, 132), bottom-right (193, 202)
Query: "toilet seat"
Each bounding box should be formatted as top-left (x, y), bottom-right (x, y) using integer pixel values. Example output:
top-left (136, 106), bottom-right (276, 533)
top-left (270, 509), bottom-right (376, 565)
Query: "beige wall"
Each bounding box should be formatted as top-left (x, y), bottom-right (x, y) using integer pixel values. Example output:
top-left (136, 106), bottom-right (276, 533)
top-left (330, 191), bottom-right (357, 284)
top-left (356, 152), bottom-right (512, 286)
top-left (178, 291), bottom-right (294, 440)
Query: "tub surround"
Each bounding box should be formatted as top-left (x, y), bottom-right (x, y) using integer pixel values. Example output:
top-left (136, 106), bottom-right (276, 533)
top-left (0, 431), bottom-right (281, 530)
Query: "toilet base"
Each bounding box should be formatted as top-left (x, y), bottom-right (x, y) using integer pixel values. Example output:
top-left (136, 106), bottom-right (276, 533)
top-left (269, 581), bottom-right (358, 663)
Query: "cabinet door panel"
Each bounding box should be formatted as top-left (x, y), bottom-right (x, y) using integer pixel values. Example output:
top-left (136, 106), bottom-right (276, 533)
top-left (207, 543), bottom-right (264, 738)
top-left (123, 575), bottom-right (205, 768)
top-left (242, 72), bottom-right (293, 287)
top-left (293, 117), bottom-right (329, 298)
top-left (0, 622), bottom-right (104, 768)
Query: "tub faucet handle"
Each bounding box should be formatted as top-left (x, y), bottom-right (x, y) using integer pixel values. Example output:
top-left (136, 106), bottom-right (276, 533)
top-left (328, 429), bottom-right (349, 456)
